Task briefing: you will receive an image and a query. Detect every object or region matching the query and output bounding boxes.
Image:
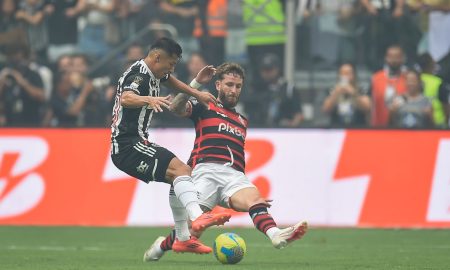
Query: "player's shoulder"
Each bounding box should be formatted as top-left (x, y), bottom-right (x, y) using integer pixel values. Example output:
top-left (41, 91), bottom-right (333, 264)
top-left (237, 112), bottom-right (247, 121)
top-left (127, 61), bottom-right (150, 77)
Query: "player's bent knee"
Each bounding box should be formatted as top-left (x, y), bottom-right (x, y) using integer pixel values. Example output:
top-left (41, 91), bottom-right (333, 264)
top-left (165, 157), bottom-right (192, 183)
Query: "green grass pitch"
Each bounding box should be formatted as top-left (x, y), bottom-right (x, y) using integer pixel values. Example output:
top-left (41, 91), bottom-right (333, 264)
top-left (0, 226), bottom-right (449, 269)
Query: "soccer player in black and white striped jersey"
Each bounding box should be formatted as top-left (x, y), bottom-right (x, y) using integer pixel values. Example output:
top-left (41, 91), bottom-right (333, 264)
top-left (110, 38), bottom-right (231, 255)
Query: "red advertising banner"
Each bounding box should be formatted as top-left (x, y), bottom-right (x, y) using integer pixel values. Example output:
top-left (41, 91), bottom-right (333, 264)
top-left (0, 129), bottom-right (449, 227)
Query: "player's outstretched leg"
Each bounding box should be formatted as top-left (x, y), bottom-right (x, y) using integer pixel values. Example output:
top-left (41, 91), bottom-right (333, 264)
top-left (248, 203), bottom-right (308, 249)
top-left (271, 221), bottom-right (308, 249)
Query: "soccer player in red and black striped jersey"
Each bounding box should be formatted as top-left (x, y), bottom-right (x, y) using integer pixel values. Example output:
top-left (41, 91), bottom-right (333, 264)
top-left (143, 63), bottom-right (308, 262)
top-left (110, 38), bottom-right (231, 256)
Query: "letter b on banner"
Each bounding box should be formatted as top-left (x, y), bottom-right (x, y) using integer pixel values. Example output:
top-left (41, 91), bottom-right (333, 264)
top-left (0, 137), bottom-right (48, 218)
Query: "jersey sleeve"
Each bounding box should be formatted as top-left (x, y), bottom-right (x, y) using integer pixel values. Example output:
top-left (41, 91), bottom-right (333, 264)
top-left (188, 98), bottom-right (206, 120)
top-left (122, 70), bottom-right (149, 96)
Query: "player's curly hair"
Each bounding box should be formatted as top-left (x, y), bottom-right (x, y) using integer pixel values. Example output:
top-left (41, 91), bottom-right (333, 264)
top-left (216, 62), bottom-right (245, 81)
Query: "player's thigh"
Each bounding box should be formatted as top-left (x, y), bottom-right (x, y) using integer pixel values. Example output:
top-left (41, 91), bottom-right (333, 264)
top-left (191, 164), bottom-right (222, 210)
top-left (111, 141), bottom-right (176, 183)
top-left (221, 171), bottom-right (262, 211)
top-left (165, 156), bottom-right (192, 183)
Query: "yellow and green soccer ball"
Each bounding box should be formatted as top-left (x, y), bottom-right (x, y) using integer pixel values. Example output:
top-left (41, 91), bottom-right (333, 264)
top-left (213, 233), bottom-right (247, 264)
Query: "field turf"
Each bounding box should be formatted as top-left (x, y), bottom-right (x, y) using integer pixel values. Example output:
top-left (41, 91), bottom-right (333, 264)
top-left (0, 226), bottom-right (448, 269)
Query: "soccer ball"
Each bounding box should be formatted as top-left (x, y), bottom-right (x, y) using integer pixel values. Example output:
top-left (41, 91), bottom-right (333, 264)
top-left (213, 233), bottom-right (246, 264)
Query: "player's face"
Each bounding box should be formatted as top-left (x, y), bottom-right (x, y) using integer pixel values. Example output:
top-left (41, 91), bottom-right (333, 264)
top-left (216, 73), bottom-right (243, 108)
top-left (154, 51), bottom-right (179, 79)
top-left (405, 71), bottom-right (421, 95)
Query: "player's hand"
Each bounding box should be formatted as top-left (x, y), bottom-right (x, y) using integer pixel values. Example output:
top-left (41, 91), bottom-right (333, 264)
top-left (147, 95), bottom-right (172, 113)
top-left (264, 199), bottom-right (273, 208)
top-left (196, 91), bottom-right (217, 107)
top-left (195, 65), bottom-right (216, 85)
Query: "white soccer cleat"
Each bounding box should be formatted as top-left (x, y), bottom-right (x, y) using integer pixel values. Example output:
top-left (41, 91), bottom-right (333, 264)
top-left (143, 236), bottom-right (166, 262)
top-left (271, 221), bottom-right (308, 249)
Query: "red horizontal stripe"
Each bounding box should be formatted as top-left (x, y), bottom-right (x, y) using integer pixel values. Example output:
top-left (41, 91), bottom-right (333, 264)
top-left (195, 133), bottom-right (244, 147)
top-left (209, 103), bottom-right (247, 125)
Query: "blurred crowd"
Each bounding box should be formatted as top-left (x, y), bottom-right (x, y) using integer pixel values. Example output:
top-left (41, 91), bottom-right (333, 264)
top-left (0, 0), bottom-right (449, 129)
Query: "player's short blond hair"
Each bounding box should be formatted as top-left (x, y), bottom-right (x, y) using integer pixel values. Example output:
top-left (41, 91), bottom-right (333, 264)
top-left (216, 63), bottom-right (245, 82)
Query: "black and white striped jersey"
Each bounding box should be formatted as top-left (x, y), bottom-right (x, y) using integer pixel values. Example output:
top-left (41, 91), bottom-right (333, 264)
top-left (111, 60), bottom-right (169, 151)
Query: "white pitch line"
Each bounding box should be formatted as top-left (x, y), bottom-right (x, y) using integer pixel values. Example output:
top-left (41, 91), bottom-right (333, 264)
top-left (4, 245), bottom-right (103, 251)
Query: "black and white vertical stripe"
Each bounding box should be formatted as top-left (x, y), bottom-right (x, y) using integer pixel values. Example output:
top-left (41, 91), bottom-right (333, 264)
top-left (111, 60), bottom-right (162, 152)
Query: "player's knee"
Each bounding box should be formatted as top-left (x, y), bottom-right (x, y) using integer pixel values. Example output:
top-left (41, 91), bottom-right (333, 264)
top-left (248, 198), bottom-right (267, 209)
top-left (165, 158), bottom-right (192, 183)
top-left (173, 163), bottom-right (192, 178)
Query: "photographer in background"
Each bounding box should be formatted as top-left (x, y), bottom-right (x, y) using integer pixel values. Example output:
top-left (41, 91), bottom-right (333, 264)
top-left (370, 45), bottom-right (407, 127)
top-left (243, 53), bottom-right (304, 128)
top-left (0, 44), bottom-right (45, 126)
top-left (322, 63), bottom-right (371, 127)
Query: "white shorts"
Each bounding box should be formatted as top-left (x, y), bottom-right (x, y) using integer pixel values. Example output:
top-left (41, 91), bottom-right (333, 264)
top-left (191, 163), bottom-right (256, 210)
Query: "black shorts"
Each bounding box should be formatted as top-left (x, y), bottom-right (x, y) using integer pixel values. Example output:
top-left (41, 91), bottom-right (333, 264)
top-left (111, 140), bottom-right (176, 183)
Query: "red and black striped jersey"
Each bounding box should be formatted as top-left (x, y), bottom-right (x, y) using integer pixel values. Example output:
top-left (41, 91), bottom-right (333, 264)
top-left (187, 100), bottom-right (248, 172)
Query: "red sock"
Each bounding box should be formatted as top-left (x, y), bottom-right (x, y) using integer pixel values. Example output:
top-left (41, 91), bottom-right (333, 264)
top-left (249, 203), bottom-right (277, 234)
top-left (160, 230), bottom-right (176, 251)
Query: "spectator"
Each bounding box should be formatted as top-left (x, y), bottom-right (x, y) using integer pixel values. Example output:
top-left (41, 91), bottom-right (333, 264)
top-left (195, 0), bottom-right (227, 66)
top-left (242, 0), bottom-right (285, 78)
top-left (225, 0), bottom-right (246, 63)
top-left (0, 0), bottom-right (27, 63)
top-left (442, 79), bottom-right (450, 127)
top-left (114, 0), bottom-right (148, 41)
top-left (78, 0), bottom-right (115, 59)
top-left (389, 69), bottom-right (433, 128)
top-left (243, 53), bottom-right (304, 128)
top-left (29, 51), bottom-right (53, 100)
top-left (370, 45), bottom-right (407, 127)
top-left (45, 0), bottom-right (83, 63)
top-left (16, 0), bottom-right (49, 64)
top-left (183, 52), bottom-right (214, 91)
top-left (159, 0), bottom-right (199, 62)
top-left (55, 54), bottom-right (73, 73)
top-left (417, 53), bottom-right (449, 128)
top-left (322, 63), bottom-right (371, 127)
top-left (423, 1), bottom-right (450, 62)
top-left (48, 70), bottom-right (94, 127)
top-left (71, 53), bottom-right (108, 126)
top-left (360, 0), bottom-right (420, 70)
top-left (0, 44), bottom-right (45, 126)
top-left (306, 0), bottom-right (361, 68)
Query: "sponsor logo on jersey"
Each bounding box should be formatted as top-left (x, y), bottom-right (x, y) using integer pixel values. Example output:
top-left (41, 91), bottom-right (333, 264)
top-left (218, 123), bottom-right (245, 139)
top-left (136, 161), bottom-right (149, 174)
top-left (129, 76), bottom-right (143, 91)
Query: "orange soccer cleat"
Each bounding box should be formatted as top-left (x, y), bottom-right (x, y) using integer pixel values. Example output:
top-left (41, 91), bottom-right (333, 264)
top-left (191, 212), bottom-right (231, 232)
top-left (172, 236), bottom-right (212, 254)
